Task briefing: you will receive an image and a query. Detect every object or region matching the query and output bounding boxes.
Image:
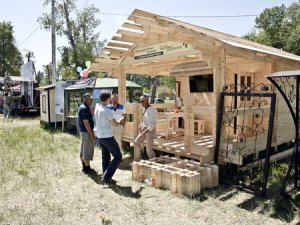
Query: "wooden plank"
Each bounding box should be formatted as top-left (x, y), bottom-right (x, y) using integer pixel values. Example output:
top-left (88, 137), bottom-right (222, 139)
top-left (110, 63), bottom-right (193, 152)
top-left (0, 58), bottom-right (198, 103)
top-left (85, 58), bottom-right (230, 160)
top-left (108, 49), bottom-right (132, 57)
top-left (111, 34), bottom-right (144, 44)
top-left (117, 29), bottom-right (144, 37)
top-left (107, 42), bottom-right (133, 49)
top-left (123, 22), bottom-right (143, 31)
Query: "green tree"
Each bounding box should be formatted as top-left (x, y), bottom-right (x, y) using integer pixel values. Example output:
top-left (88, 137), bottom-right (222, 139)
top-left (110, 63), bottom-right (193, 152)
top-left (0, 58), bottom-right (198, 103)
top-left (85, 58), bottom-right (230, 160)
top-left (244, 1), bottom-right (300, 55)
top-left (36, 71), bottom-right (44, 84)
top-left (38, 0), bottom-right (106, 80)
top-left (24, 50), bottom-right (36, 63)
top-left (160, 76), bottom-right (176, 91)
top-left (41, 63), bottom-right (52, 85)
top-left (0, 21), bottom-right (23, 76)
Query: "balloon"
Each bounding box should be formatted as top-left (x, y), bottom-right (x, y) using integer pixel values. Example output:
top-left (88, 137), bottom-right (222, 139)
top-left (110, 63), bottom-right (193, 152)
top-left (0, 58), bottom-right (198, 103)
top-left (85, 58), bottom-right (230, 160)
top-left (77, 66), bottom-right (82, 73)
top-left (85, 61), bottom-right (91, 68)
top-left (82, 69), bottom-right (89, 78)
top-left (80, 71), bottom-right (84, 77)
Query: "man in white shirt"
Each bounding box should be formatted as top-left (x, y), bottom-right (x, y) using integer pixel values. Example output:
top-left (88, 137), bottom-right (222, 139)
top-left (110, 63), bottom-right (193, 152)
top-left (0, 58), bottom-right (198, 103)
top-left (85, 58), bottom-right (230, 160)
top-left (134, 95), bottom-right (157, 162)
top-left (107, 94), bottom-right (126, 152)
top-left (94, 93), bottom-right (122, 185)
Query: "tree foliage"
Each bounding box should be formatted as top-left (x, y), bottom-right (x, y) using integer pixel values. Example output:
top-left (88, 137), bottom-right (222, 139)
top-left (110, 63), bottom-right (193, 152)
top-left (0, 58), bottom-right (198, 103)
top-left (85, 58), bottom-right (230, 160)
top-left (127, 74), bottom-right (176, 98)
top-left (0, 21), bottom-right (23, 76)
top-left (38, 0), bottom-right (106, 80)
top-left (244, 1), bottom-right (300, 55)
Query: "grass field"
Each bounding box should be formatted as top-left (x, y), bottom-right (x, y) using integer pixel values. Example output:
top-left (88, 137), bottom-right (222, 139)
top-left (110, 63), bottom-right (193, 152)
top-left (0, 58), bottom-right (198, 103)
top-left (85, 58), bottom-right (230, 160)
top-left (0, 117), bottom-right (299, 225)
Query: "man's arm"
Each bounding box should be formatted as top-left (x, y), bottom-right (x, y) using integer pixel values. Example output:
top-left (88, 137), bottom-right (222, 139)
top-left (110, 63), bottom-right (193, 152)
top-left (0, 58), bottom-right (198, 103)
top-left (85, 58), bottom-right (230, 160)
top-left (111, 119), bottom-right (120, 126)
top-left (83, 120), bottom-right (96, 143)
top-left (106, 109), bottom-right (121, 126)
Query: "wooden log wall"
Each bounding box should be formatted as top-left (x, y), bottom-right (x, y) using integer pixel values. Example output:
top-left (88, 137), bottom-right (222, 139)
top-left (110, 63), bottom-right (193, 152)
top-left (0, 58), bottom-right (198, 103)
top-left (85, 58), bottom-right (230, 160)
top-left (176, 75), bottom-right (214, 135)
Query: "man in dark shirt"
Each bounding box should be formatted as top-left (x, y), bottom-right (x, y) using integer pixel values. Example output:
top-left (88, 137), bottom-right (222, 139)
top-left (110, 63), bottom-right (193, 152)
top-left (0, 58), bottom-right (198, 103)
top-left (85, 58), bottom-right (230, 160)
top-left (78, 93), bottom-right (96, 173)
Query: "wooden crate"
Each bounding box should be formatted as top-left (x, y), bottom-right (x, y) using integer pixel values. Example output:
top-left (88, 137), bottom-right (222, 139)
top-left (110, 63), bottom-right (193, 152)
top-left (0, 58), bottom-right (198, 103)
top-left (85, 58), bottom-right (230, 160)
top-left (132, 156), bottom-right (219, 195)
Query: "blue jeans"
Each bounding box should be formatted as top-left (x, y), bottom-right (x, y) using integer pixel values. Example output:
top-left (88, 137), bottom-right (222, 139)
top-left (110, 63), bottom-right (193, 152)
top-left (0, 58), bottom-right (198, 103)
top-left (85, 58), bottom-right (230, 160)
top-left (98, 137), bottom-right (122, 180)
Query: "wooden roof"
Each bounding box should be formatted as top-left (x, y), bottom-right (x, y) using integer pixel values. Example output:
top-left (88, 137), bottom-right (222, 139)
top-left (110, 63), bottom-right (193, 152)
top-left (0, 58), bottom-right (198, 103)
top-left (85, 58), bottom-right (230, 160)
top-left (91, 9), bottom-right (300, 75)
top-left (266, 70), bottom-right (300, 78)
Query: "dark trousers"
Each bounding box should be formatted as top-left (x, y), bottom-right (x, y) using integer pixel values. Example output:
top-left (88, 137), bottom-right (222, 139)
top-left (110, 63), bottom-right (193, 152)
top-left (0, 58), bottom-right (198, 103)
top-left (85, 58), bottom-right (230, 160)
top-left (98, 137), bottom-right (122, 180)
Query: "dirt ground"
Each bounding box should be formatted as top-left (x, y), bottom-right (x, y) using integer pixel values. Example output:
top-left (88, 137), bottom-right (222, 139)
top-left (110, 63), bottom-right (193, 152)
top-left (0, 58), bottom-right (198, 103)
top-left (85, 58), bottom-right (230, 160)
top-left (0, 117), bottom-right (299, 225)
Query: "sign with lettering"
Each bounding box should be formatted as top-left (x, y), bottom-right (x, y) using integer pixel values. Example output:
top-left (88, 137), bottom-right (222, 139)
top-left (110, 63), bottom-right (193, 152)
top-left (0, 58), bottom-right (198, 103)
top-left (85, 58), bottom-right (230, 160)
top-left (133, 41), bottom-right (192, 60)
top-left (55, 81), bottom-right (67, 114)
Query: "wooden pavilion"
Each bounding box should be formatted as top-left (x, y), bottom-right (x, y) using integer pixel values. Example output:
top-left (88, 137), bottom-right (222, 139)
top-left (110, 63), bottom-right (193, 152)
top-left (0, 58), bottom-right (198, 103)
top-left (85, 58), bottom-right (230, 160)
top-left (90, 9), bottom-right (300, 165)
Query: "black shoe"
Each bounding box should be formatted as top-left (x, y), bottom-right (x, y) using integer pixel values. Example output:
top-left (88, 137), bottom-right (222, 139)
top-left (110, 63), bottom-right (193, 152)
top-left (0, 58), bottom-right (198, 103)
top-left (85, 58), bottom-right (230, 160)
top-left (110, 178), bottom-right (117, 184)
top-left (83, 166), bottom-right (96, 174)
top-left (100, 178), bottom-right (117, 186)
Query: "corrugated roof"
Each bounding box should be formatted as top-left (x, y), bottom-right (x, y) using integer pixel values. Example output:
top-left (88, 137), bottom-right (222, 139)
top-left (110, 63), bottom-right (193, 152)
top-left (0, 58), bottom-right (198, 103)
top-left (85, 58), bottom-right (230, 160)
top-left (95, 78), bottom-right (141, 88)
top-left (35, 83), bottom-right (56, 91)
top-left (0, 76), bottom-right (32, 83)
top-left (64, 78), bottom-right (96, 91)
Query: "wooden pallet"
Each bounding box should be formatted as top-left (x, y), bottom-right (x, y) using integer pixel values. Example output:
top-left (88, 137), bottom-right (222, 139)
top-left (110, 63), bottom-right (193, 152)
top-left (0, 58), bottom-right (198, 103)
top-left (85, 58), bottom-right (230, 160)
top-left (132, 156), bottom-right (219, 195)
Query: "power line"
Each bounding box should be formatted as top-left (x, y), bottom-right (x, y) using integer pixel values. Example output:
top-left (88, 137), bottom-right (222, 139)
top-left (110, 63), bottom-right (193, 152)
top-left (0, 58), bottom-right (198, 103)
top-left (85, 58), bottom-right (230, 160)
top-left (19, 25), bottom-right (40, 47)
top-left (16, 12), bottom-right (258, 47)
top-left (99, 12), bottom-right (258, 18)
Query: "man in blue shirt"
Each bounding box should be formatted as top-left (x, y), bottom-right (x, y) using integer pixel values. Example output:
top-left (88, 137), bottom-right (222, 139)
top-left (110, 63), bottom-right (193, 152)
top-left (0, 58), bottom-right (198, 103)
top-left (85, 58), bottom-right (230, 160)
top-left (94, 93), bottom-right (122, 185)
top-left (107, 94), bottom-right (126, 152)
top-left (78, 93), bottom-right (96, 174)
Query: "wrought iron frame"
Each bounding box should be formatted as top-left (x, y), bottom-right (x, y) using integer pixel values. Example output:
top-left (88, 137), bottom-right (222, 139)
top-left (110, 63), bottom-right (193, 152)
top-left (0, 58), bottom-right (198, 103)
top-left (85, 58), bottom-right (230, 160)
top-left (267, 73), bottom-right (300, 193)
top-left (214, 83), bottom-right (276, 196)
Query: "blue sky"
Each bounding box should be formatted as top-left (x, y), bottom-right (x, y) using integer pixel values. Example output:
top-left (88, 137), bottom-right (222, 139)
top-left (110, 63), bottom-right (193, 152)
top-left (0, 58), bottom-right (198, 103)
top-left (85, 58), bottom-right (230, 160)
top-left (0, 0), bottom-right (296, 72)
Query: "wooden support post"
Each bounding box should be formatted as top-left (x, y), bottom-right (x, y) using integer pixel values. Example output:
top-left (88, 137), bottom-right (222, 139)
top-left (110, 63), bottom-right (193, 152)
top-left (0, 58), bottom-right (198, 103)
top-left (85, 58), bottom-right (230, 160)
top-left (117, 66), bottom-right (126, 103)
top-left (184, 107), bottom-right (194, 153)
top-left (212, 48), bottom-right (226, 162)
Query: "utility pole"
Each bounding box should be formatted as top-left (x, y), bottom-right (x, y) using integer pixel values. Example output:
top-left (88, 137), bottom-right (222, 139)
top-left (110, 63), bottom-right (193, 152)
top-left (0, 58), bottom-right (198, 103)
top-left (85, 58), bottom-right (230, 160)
top-left (51, 0), bottom-right (56, 83)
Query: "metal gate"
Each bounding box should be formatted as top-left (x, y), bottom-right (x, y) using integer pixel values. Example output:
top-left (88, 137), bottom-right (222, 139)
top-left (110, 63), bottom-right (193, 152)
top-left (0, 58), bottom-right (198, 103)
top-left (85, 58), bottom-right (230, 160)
top-left (267, 72), bottom-right (300, 194)
top-left (214, 83), bottom-right (276, 196)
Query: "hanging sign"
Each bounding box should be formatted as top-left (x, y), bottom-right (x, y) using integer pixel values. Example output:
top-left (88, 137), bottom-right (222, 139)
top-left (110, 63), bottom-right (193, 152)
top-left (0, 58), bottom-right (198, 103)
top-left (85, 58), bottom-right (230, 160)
top-left (133, 41), bottom-right (192, 60)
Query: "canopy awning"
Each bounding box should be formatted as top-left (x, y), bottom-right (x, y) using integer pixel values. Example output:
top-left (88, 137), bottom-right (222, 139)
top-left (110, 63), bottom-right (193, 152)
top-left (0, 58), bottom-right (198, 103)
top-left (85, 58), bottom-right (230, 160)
top-left (64, 78), bottom-right (96, 91)
top-left (94, 78), bottom-right (141, 88)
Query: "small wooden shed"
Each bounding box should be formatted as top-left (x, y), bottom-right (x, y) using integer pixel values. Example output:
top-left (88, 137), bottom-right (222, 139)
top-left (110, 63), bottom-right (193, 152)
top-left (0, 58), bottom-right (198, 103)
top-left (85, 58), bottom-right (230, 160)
top-left (90, 9), bottom-right (300, 165)
top-left (36, 84), bottom-right (64, 124)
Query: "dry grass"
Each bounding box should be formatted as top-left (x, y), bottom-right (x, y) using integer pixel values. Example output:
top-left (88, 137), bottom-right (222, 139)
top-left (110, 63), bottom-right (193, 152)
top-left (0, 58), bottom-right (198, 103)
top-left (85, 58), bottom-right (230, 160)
top-left (0, 116), bottom-right (299, 225)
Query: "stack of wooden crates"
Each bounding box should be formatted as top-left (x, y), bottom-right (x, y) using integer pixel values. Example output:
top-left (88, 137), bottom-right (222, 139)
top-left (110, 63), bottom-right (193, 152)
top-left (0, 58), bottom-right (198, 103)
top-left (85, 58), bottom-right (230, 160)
top-left (132, 156), bottom-right (219, 195)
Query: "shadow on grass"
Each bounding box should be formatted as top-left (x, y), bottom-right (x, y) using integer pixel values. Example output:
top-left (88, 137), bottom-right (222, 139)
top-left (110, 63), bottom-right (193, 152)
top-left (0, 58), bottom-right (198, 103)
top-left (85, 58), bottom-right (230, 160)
top-left (188, 184), bottom-right (236, 203)
top-left (104, 185), bottom-right (144, 199)
top-left (118, 155), bottom-right (133, 171)
top-left (86, 171), bottom-right (144, 199)
top-left (236, 189), bottom-right (300, 223)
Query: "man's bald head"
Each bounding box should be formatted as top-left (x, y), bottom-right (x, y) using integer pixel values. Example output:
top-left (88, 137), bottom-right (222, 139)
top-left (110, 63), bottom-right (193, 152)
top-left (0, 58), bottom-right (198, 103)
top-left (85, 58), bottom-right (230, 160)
top-left (140, 95), bottom-right (149, 108)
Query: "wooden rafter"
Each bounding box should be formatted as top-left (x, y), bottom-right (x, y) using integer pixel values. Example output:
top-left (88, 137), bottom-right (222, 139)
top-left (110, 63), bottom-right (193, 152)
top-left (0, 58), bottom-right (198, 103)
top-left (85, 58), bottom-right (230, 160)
top-left (122, 22), bottom-right (143, 31)
top-left (107, 42), bottom-right (133, 49)
top-left (112, 34), bottom-right (145, 44)
top-left (107, 49), bottom-right (133, 58)
top-left (117, 29), bottom-right (144, 37)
